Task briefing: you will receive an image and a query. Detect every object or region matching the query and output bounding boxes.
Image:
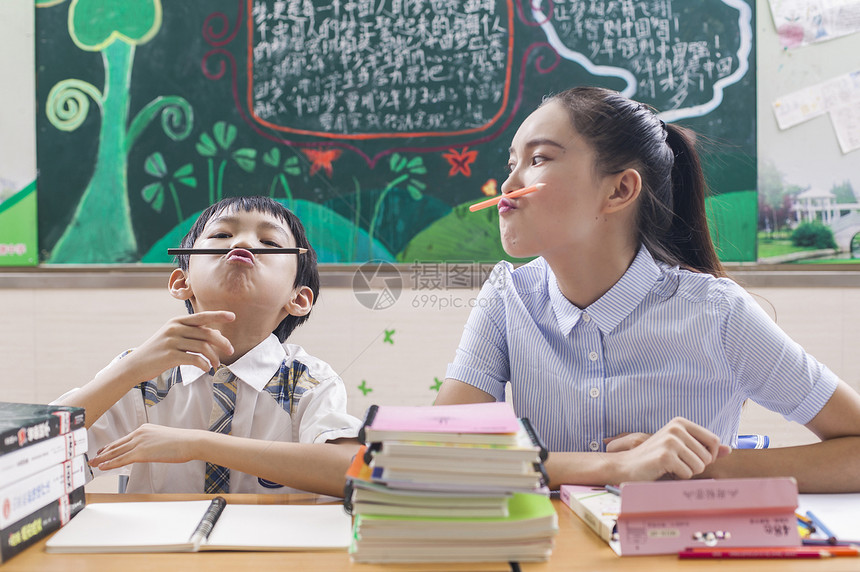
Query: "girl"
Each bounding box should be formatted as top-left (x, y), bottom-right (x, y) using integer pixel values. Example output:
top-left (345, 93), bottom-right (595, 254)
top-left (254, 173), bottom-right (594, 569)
top-left (436, 87), bottom-right (860, 492)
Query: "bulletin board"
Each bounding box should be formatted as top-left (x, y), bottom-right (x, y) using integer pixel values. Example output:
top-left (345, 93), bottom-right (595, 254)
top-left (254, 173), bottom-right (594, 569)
top-left (757, 0), bottom-right (860, 263)
top-left (35, 0), bottom-right (757, 265)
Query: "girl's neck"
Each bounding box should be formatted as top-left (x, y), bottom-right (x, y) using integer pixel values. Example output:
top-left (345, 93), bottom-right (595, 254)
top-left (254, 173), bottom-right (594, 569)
top-left (543, 240), bottom-right (638, 309)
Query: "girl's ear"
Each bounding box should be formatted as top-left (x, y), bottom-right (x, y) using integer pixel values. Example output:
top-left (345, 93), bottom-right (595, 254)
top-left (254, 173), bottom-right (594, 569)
top-left (604, 168), bottom-right (642, 214)
top-left (284, 285), bottom-right (314, 317)
top-left (168, 268), bottom-right (193, 301)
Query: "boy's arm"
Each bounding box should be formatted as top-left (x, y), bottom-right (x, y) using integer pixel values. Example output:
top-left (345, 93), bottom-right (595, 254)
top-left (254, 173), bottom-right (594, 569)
top-left (89, 424), bottom-right (360, 497)
top-left (55, 311), bottom-right (235, 428)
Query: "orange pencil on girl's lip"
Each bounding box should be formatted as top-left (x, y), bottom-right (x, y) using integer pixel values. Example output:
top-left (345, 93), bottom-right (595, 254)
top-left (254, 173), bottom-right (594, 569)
top-left (468, 183), bottom-right (545, 212)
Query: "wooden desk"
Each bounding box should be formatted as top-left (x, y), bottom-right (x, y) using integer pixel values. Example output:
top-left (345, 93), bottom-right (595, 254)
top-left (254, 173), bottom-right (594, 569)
top-left (3, 493), bottom-right (851, 571)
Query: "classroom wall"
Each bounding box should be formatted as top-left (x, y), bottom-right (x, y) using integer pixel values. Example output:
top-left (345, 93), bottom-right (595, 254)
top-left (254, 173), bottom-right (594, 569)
top-left (3, 1), bottom-right (860, 459)
top-left (3, 274), bottom-right (859, 450)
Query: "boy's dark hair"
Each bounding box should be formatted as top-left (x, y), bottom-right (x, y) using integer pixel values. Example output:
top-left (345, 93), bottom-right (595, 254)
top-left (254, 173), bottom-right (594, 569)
top-left (543, 87), bottom-right (725, 278)
top-left (176, 196), bottom-right (320, 342)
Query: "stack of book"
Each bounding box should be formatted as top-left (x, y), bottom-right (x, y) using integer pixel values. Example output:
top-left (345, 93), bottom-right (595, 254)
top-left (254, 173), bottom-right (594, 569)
top-left (0, 402), bottom-right (88, 563)
top-left (345, 402), bottom-right (557, 564)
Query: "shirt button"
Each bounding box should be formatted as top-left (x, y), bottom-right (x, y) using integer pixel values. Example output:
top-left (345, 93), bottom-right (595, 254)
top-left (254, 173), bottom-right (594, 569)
top-left (589, 441), bottom-right (600, 451)
top-left (589, 387), bottom-right (600, 398)
top-left (588, 351), bottom-right (598, 361)
top-left (582, 313), bottom-right (591, 322)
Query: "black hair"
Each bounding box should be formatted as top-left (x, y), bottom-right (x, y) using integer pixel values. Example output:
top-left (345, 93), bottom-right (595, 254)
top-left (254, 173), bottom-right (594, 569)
top-left (176, 196), bottom-right (320, 342)
top-left (542, 86), bottom-right (725, 278)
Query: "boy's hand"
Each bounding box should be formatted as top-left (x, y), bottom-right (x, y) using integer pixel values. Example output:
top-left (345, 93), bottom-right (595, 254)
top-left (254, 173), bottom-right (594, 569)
top-left (123, 311), bottom-right (235, 382)
top-left (610, 417), bottom-right (731, 482)
top-left (89, 423), bottom-right (199, 470)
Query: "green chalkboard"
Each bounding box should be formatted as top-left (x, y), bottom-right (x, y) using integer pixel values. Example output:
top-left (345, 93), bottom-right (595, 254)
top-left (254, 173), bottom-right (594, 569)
top-left (35, 0), bottom-right (756, 264)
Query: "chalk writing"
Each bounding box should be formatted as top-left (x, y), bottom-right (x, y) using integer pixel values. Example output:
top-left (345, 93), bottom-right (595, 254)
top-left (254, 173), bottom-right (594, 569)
top-left (249, 0), bottom-right (513, 138)
top-left (535, 0), bottom-right (751, 118)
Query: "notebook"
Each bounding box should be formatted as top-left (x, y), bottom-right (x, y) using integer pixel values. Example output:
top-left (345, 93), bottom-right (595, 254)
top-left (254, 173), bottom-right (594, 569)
top-left (559, 485), bottom-right (618, 543)
top-left (45, 500), bottom-right (350, 553)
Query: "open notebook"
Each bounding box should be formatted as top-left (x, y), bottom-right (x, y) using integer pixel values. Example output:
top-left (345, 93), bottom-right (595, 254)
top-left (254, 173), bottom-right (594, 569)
top-left (45, 500), bottom-right (351, 553)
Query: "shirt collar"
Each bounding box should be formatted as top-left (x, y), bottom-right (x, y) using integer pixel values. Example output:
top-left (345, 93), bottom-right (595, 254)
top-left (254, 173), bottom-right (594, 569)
top-left (550, 245), bottom-right (662, 336)
top-left (179, 334), bottom-right (286, 391)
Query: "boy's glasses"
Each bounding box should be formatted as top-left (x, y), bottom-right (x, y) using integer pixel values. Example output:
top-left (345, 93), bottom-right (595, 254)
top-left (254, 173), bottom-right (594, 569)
top-left (167, 248), bottom-right (307, 255)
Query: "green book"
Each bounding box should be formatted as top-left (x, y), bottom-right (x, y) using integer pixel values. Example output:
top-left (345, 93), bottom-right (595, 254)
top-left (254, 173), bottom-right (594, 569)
top-left (352, 492), bottom-right (557, 540)
top-left (350, 493), bottom-right (557, 563)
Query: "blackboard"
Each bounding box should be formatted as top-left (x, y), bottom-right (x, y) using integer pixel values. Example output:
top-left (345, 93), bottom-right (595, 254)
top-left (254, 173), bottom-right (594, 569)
top-left (35, 0), bottom-right (756, 264)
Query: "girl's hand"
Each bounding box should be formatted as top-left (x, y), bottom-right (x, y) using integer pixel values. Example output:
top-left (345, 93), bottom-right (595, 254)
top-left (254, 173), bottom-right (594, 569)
top-left (90, 424), bottom-right (201, 470)
top-left (604, 432), bottom-right (651, 452)
top-left (611, 417), bottom-right (731, 482)
top-left (120, 311), bottom-right (235, 382)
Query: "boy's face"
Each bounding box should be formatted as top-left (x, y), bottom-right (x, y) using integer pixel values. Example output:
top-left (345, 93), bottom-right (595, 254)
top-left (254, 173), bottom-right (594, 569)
top-left (180, 207), bottom-right (305, 326)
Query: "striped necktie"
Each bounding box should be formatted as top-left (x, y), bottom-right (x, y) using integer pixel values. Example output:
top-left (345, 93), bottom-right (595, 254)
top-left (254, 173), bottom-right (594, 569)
top-left (204, 366), bottom-right (238, 494)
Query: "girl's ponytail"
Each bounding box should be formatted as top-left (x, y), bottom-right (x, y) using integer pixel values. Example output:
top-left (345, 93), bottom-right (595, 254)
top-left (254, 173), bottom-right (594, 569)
top-left (664, 124), bottom-right (725, 277)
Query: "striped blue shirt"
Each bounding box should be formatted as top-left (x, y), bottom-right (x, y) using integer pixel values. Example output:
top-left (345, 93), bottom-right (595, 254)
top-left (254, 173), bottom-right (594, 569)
top-left (446, 246), bottom-right (839, 453)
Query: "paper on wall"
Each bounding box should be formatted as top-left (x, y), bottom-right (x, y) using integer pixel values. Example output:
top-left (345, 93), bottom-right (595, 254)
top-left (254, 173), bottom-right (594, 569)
top-left (772, 70), bottom-right (860, 153)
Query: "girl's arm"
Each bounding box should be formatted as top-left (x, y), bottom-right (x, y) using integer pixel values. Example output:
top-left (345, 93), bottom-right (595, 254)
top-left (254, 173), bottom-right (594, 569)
top-left (88, 424), bottom-right (360, 497)
top-left (702, 381), bottom-right (860, 492)
top-left (436, 379), bottom-right (728, 488)
top-left (435, 378), bottom-right (496, 405)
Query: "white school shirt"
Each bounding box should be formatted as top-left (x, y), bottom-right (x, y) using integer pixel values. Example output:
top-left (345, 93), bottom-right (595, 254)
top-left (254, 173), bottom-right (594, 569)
top-left (446, 246), bottom-right (839, 453)
top-left (59, 335), bottom-right (361, 493)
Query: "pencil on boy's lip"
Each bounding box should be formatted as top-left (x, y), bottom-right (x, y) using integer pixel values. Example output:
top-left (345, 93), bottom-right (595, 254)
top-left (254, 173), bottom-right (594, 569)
top-left (167, 247), bottom-right (308, 255)
top-left (468, 183), bottom-right (545, 212)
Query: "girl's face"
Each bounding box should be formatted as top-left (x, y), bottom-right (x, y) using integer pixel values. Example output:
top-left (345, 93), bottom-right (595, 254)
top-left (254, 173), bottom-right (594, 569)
top-left (500, 100), bottom-right (618, 260)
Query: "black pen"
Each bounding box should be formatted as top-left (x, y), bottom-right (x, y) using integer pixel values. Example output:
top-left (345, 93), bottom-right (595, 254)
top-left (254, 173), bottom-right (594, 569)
top-left (167, 248), bottom-right (307, 255)
top-left (189, 496), bottom-right (227, 551)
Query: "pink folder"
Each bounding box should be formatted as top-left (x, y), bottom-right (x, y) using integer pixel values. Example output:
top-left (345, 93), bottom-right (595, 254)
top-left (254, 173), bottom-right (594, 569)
top-left (616, 478), bottom-right (800, 555)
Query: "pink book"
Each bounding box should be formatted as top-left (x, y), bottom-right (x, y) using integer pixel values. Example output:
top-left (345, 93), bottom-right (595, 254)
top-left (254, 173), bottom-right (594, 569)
top-left (364, 402), bottom-right (520, 434)
top-left (616, 478), bottom-right (800, 555)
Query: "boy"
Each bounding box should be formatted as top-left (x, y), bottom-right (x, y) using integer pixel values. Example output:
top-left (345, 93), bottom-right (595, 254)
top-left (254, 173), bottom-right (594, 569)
top-left (55, 196), bottom-right (361, 497)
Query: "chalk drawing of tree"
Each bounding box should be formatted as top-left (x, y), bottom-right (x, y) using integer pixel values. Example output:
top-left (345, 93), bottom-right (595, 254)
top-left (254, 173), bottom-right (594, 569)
top-left (195, 121), bottom-right (257, 204)
top-left (261, 147), bottom-right (300, 205)
top-left (368, 153), bottom-right (426, 257)
top-left (140, 152), bottom-right (197, 223)
top-left (41, 0), bottom-right (193, 262)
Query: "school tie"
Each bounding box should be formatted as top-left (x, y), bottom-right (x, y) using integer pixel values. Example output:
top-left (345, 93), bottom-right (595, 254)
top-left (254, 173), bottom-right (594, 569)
top-left (204, 366), bottom-right (238, 494)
